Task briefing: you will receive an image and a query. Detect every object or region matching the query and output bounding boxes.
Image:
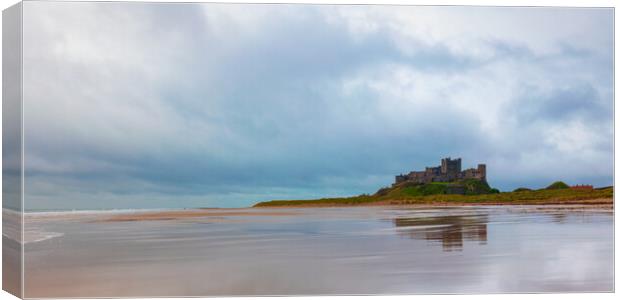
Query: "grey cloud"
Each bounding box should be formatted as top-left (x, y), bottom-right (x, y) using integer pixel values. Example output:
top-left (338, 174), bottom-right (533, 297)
top-left (514, 83), bottom-right (608, 124)
top-left (20, 3), bottom-right (613, 209)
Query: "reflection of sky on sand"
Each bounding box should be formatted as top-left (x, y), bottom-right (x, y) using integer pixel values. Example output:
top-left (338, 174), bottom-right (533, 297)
top-left (22, 205), bottom-right (613, 297)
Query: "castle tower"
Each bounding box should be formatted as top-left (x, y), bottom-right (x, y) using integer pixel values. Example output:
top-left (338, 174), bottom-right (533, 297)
top-left (441, 157), bottom-right (462, 175)
top-left (441, 158), bottom-right (448, 174)
top-left (477, 164), bottom-right (486, 181)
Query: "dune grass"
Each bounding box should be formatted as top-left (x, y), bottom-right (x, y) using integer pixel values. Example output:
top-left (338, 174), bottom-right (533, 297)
top-left (253, 186), bottom-right (613, 207)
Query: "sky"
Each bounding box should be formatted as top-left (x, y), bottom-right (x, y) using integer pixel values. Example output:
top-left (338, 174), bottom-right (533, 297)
top-left (20, 2), bottom-right (613, 210)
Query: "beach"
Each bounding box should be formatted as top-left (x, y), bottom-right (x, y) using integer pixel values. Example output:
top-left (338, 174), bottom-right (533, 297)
top-left (14, 204), bottom-right (614, 297)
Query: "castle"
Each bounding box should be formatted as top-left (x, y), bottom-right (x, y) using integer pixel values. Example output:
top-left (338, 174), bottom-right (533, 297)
top-left (395, 157), bottom-right (486, 185)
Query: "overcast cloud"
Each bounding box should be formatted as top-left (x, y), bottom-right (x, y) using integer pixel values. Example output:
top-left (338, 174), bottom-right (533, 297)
top-left (21, 2), bottom-right (613, 209)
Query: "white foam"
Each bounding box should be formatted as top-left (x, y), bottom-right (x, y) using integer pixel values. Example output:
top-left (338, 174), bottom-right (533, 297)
top-left (23, 231), bottom-right (64, 244)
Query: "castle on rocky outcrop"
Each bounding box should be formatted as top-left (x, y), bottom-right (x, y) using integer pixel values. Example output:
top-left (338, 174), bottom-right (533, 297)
top-left (395, 157), bottom-right (486, 185)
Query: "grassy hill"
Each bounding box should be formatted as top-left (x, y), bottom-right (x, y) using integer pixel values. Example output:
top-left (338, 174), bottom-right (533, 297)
top-left (253, 181), bottom-right (613, 207)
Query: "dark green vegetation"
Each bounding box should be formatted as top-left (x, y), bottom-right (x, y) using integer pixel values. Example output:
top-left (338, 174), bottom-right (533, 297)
top-left (545, 181), bottom-right (570, 190)
top-left (393, 179), bottom-right (497, 196)
top-left (254, 180), bottom-right (613, 207)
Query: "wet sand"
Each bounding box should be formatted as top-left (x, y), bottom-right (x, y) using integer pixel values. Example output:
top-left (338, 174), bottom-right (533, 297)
top-left (104, 204), bottom-right (615, 223)
top-left (92, 200), bottom-right (614, 223)
top-left (2, 209), bottom-right (22, 297)
top-left (98, 209), bottom-right (302, 222)
top-left (19, 205), bottom-right (613, 297)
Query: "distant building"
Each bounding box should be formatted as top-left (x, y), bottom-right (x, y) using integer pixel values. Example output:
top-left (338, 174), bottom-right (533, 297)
top-left (570, 184), bottom-right (593, 190)
top-left (395, 157), bottom-right (486, 185)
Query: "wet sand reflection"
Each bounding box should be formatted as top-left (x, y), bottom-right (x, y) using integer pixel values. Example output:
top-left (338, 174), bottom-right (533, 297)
top-left (20, 206), bottom-right (613, 296)
top-left (393, 214), bottom-right (488, 251)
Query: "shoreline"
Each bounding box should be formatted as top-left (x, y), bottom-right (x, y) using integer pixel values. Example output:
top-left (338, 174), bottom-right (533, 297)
top-left (251, 197), bottom-right (614, 208)
top-left (14, 197), bottom-right (613, 215)
top-left (8, 193), bottom-right (613, 223)
top-left (53, 200), bottom-right (616, 223)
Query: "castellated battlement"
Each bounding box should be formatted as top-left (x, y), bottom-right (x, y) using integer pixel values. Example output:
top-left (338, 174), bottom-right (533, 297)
top-left (395, 157), bottom-right (486, 185)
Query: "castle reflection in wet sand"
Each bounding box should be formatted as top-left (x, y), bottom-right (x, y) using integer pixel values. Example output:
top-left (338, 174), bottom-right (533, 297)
top-left (393, 214), bottom-right (488, 251)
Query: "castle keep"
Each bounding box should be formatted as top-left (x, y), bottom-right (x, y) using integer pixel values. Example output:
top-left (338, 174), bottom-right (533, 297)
top-left (395, 157), bottom-right (486, 185)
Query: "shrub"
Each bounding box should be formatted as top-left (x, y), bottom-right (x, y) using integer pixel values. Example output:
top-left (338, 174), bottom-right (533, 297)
top-left (546, 181), bottom-right (569, 190)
